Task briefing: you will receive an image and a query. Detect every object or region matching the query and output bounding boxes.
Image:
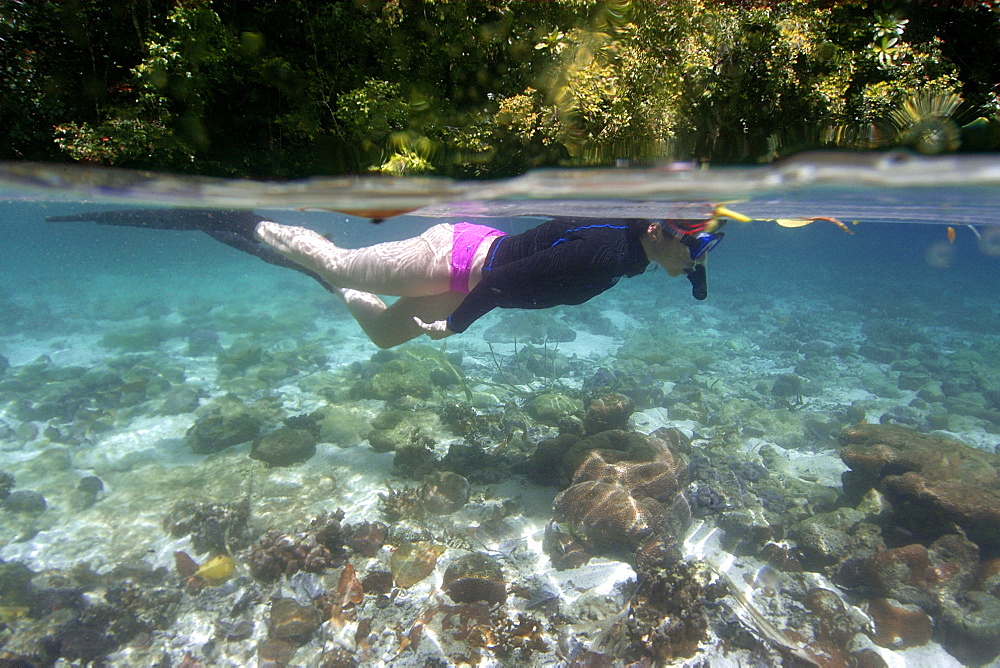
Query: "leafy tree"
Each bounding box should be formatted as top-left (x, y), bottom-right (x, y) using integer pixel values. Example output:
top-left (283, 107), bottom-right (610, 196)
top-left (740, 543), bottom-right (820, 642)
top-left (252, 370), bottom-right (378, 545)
top-left (1, 0), bottom-right (996, 177)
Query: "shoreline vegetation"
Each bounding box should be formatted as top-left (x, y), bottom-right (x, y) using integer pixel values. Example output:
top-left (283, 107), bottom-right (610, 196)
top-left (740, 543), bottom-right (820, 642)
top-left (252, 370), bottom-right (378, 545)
top-left (1, 0), bottom-right (998, 179)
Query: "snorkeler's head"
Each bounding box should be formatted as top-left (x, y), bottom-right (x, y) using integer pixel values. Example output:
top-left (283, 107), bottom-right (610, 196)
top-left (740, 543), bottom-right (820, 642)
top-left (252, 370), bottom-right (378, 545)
top-left (659, 219), bottom-right (726, 301)
top-left (663, 219), bottom-right (727, 261)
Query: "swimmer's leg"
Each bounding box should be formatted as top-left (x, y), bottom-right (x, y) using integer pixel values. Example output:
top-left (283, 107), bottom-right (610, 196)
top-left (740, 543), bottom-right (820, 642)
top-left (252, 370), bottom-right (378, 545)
top-left (47, 209), bottom-right (263, 236)
top-left (256, 221), bottom-right (454, 297)
top-left (336, 289), bottom-right (465, 349)
top-left (47, 208), bottom-right (338, 288)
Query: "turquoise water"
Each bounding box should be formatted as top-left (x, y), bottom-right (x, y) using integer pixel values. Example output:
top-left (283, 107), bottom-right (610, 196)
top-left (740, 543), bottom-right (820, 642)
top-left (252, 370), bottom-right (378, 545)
top-left (1, 155), bottom-right (999, 666)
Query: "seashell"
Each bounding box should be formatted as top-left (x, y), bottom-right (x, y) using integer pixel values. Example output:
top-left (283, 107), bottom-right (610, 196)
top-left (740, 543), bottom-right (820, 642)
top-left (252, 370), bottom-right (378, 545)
top-left (391, 541), bottom-right (446, 588)
top-left (418, 471), bottom-right (470, 515)
top-left (442, 552), bottom-right (506, 606)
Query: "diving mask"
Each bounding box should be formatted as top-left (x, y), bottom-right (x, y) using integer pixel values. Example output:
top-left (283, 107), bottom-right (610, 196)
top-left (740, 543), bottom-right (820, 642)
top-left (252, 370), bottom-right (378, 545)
top-left (664, 219), bottom-right (726, 260)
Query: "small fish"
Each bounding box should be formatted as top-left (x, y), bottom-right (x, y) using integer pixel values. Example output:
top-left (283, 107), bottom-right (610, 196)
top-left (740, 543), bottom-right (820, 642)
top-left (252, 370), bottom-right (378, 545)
top-left (947, 226), bottom-right (956, 243)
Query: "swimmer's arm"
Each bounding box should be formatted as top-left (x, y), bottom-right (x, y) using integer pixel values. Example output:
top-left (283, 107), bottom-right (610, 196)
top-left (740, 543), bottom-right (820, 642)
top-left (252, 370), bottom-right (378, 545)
top-left (413, 317), bottom-right (454, 339)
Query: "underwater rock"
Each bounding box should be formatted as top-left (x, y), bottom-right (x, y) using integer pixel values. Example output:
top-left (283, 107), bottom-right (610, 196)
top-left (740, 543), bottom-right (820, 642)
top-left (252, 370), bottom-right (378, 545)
top-left (0, 471), bottom-right (14, 500)
top-left (185, 394), bottom-right (262, 454)
top-left (361, 569), bottom-right (394, 596)
top-left (367, 408), bottom-right (439, 456)
top-left (347, 521), bottom-right (388, 558)
top-left (317, 404), bottom-right (371, 446)
top-left (938, 591), bottom-right (1000, 666)
top-left (268, 597), bottom-right (321, 644)
top-left (789, 508), bottom-right (867, 571)
top-left (156, 385), bottom-right (203, 415)
top-left (418, 471), bottom-right (470, 515)
top-left (583, 393), bottom-right (636, 434)
top-left (770, 373), bottom-right (803, 398)
top-left (527, 393), bottom-right (582, 426)
top-left (800, 587), bottom-right (864, 649)
top-left (99, 320), bottom-right (185, 352)
top-left (867, 597), bottom-right (933, 649)
top-left (0, 353), bottom-right (7, 376)
top-left (482, 311), bottom-right (576, 344)
top-left (3, 489), bottom-right (46, 513)
top-left (250, 427), bottom-right (318, 467)
top-left (216, 338), bottom-right (263, 372)
top-left (443, 552), bottom-right (506, 606)
top-left (164, 498), bottom-right (253, 555)
top-left (360, 358), bottom-right (433, 400)
top-left (185, 328), bottom-right (219, 355)
top-left (582, 362), bottom-right (666, 409)
top-left (391, 540), bottom-right (446, 588)
top-left (980, 556), bottom-right (1000, 597)
top-left (839, 533), bottom-right (979, 612)
top-left (71, 475), bottom-right (104, 511)
top-left (839, 422), bottom-right (1000, 552)
top-left (257, 637), bottom-right (299, 665)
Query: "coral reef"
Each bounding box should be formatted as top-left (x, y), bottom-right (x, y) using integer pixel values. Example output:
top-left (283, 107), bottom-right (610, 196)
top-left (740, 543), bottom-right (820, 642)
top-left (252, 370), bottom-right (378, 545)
top-left (543, 428), bottom-right (689, 568)
top-left (3, 489), bottom-right (46, 513)
top-left (867, 597), bottom-right (933, 649)
top-left (185, 394), bottom-right (264, 454)
top-left (527, 393), bottom-right (581, 427)
top-left (443, 553), bottom-right (506, 606)
top-left (164, 497), bottom-right (253, 555)
top-left (0, 565), bottom-right (180, 665)
top-left (482, 312), bottom-right (576, 344)
top-left (250, 426), bottom-right (318, 467)
top-left (839, 422), bottom-right (1000, 553)
top-left (620, 559), bottom-right (718, 663)
top-left (242, 510), bottom-right (348, 583)
top-left (582, 392), bottom-right (635, 434)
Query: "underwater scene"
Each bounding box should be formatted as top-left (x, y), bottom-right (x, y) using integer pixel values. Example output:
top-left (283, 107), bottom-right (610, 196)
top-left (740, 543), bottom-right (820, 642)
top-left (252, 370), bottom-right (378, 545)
top-left (1, 156), bottom-right (1000, 668)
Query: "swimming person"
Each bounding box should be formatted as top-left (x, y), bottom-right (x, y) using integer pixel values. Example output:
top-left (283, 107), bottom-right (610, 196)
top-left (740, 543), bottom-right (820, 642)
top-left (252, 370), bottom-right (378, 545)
top-left (47, 209), bottom-right (728, 348)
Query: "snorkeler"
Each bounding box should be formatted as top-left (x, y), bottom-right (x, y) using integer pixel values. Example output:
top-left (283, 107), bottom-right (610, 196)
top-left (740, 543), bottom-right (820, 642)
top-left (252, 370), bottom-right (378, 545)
top-left (47, 209), bottom-right (727, 348)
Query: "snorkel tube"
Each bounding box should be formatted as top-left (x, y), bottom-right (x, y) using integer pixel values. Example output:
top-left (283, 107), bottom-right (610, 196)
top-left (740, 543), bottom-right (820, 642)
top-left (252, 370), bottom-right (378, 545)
top-left (685, 263), bottom-right (708, 300)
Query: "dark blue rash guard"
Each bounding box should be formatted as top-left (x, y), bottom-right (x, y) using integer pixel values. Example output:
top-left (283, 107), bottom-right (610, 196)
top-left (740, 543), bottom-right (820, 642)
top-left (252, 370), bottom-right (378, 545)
top-left (447, 218), bottom-right (651, 333)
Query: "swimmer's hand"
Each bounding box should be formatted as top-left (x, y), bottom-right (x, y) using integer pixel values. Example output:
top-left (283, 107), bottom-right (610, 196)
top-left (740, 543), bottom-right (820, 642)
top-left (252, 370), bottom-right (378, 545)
top-left (413, 317), bottom-right (454, 340)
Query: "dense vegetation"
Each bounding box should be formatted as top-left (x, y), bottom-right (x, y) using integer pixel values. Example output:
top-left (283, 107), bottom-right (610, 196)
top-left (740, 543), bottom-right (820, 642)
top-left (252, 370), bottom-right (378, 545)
top-left (1, 0), bottom-right (998, 178)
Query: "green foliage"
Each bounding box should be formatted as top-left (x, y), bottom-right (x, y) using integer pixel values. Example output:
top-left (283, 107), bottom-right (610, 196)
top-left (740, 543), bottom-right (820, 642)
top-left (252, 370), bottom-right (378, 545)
top-left (0, 0), bottom-right (997, 177)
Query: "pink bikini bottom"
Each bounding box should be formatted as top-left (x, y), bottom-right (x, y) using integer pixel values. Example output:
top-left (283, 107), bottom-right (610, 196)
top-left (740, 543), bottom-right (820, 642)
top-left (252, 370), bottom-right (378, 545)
top-left (450, 222), bottom-right (506, 293)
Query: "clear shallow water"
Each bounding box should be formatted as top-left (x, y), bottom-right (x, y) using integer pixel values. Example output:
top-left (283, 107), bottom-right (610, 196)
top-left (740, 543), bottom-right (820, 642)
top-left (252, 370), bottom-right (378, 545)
top-left (1, 154), bottom-right (999, 667)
